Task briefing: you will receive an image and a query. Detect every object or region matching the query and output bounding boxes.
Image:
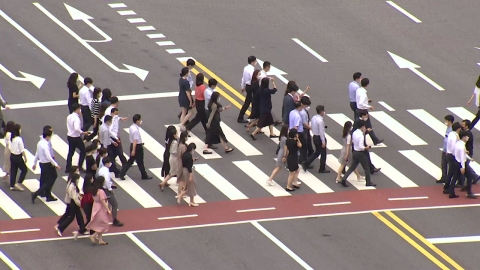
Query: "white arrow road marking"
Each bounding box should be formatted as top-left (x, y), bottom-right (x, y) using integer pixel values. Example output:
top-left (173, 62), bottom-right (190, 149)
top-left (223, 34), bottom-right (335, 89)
top-left (64, 4), bottom-right (112, 43)
top-left (34, 3), bottom-right (149, 81)
top-left (0, 64), bottom-right (45, 89)
top-left (387, 51), bottom-right (444, 91)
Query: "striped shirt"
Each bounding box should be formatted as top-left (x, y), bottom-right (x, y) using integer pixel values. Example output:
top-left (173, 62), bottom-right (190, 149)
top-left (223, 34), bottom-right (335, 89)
top-left (9, 137), bottom-right (25, 155)
top-left (90, 98), bottom-right (101, 118)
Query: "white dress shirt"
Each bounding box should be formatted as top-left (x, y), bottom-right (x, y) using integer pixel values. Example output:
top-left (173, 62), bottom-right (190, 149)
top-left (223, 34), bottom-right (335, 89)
top-left (110, 115), bottom-right (120, 140)
top-left (97, 166), bottom-right (112, 191)
top-left (79, 85), bottom-right (93, 106)
top-left (129, 124), bottom-right (142, 144)
top-left (349, 81), bottom-right (360, 102)
top-left (355, 87), bottom-right (371, 110)
top-left (259, 70), bottom-right (267, 82)
top-left (311, 115), bottom-right (326, 143)
top-left (204, 87), bottom-right (215, 110)
top-left (9, 137), bottom-right (25, 155)
top-left (102, 105), bottom-right (115, 123)
top-left (454, 140), bottom-right (468, 169)
top-left (33, 138), bottom-right (58, 166)
top-left (99, 124), bottom-right (112, 146)
top-left (446, 131), bottom-right (459, 154)
top-left (474, 87), bottom-right (480, 107)
top-left (66, 113), bottom-right (83, 137)
top-left (352, 129), bottom-right (366, 151)
top-left (241, 64), bottom-right (255, 89)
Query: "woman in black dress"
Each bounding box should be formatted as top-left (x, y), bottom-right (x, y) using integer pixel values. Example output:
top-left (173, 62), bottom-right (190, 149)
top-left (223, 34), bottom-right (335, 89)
top-left (178, 67), bottom-right (194, 130)
top-left (206, 92), bottom-right (234, 153)
top-left (245, 70), bottom-right (261, 132)
top-left (282, 129), bottom-right (302, 191)
top-left (250, 77), bottom-right (278, 140)
top-left (160, 125), bottom-right (178, 190)
top-left (67, 73), bottom-right (80, 114)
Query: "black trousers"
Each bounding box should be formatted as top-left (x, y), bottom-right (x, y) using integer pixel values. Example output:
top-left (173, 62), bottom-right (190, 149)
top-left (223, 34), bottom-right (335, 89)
top-left (10, 154), bottom-right (27, 187)
top-left (471, 107), bottom-right (480, 129)
top-left (105, 144), bottom-right (120, 173)
top-left (298, 131), bottom-right (308, 163)
top-left (443, 154), bottom-right (458, 191)
top-left (238, 84), bottom-right (253, 120)
top-left (304, 135), bottom-right (327, 170)
top-left (119, 144), bottom-right (147, 178)
top-left (350, 102), bottom-right (357, 120)
top-left (84, 120), bottom-right (99, 142)
top-left (80, 105), bottom-right (92, 131)
top-left (186, 100), bottom-right (208, 132)
top-left (342, 151), bottom-right (372, 184)
top-left (34, 163), bottom-right (57, 199)
top-left (82, 203), bottom-right (95, 235)
top-left (57, 200), bottom-right (85, 233)
top-left (354, 109), bottom-right (380, 144)
top-left (66, 136), bottom-right (86, 171)
top-left (306, 130), bottom-right (314, 156)
top-left (440, 151), bottom-right (448, 182)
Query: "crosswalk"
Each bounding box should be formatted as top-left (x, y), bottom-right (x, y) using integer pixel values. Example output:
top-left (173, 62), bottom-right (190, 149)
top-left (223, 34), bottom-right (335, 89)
top-left (0, 105), bottom-right (479, 220)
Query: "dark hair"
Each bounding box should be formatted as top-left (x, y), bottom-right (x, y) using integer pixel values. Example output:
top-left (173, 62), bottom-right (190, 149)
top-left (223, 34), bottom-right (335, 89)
top-left (208, 92), bottom-right (220, 110)
top-left (96, 148), bottom-right (108, 167)
top-left (300, 96), bottom-right (311, 106)
top-left (361, 78), bottom-right (369, 87)
top-left (43, 125), bottom-right (52, 133)
top-left (165, 126), bottom-right (177, 150)
top-left (279, 124), bottom-right (289, 138)
top-left (252, 70), bottom-right (261, 83)
top-left (71, 103), bottom-right (80, 112)
top-left (359, 109), bottom-right (368, 117)
top-left (459, 130), bottom-right (469, 139)
top-left (92, 176), bottom-right (105, 196)
top-left (195, 73), bottom-right (204, 87)
top-left (179, 130), bottom-right (188, 145)
top-left (110, 96), bottom-right (119, 104)
top-left (133, 114), bottom-right (141, 123)
top-left (186, 142), bottom-right (197, 152)
top-left (462, 119), bottom-right (472, 129)
top-left (186, 59), bottom-right (195, 67)
top-left (4, 121), bottom-right (15, 138)
top-left (110, 108), bottom-right (118, 114)
top-left (476, 75), bottom-right (480, 88)
top-left (343, 121), bottom-right (353, 138)
top-left (104, 115), bottom-right (113, 123)
top-left (284, 81), bottom-right (298, 96)
top-left (444, 115), bottom-right (454, 123)
top-left (93, 87), bottom-right (102, 99)
top-left (452, 122), bottom-right (462, 131)
top-left (316, 105), bottom-right (325, 114)
top-left (248, 56), bottom-right (256, 64)
top-left (42, 129), bottom-right (52, 138)
top-left (85, 144), bottom-right (96, 153)
top-left (67, 73), bottom-right (78, 87)
top-left (84, 77), bottom-right (93, 85)
top-left (180, 67), bottom-right (189, 77)
top-left (263, 61), bottom-right (271, 69)
top-left (83, 173), bottom-right (93, 194)
top-left (353, 72), bottom-right (362, 81)
top-left (208, 78), bottom-right (218, 87)
top-left (11, 124), bottom-right (21, 140)
top-left (288, 128), bottom-right (298, 138)
top-left (102, 156), bottom-right (112, 165)
top-left (260, 77), bottom-right (270, 90)
top-left (91, 139), bottom-right (100, 148)
top-left (102, 88), bottom-right (112, 103)
top-left (67, 173), bottom-right (80, 193)
top-left (294, 102), bottom-right (302, 109)
top-left (356, 120), bottom-right (366, 129)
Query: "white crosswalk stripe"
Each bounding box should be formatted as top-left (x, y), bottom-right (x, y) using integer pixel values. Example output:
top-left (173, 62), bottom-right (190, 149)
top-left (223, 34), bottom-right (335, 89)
top-left (0, 189), bottom-right (30, 219)
top-left (220, 123), bottom-right (262, 156)
top-left (368, 111), bottom-right (427, 146)
top-left (166, 125), bottom-right (221, 159)
top-left (399, 150), bottom-right (441, 180)
top-left (325, 154), bottom-right (374, 190)
top-left (369, 153), bottom-right (418, 188)
top-left (408, 109), bottom-right (446, 136)
top-left (327, 113), bottom-right (387, 148)
top-left (149, 168), bottom-right (206, 203)
top-left (447, 107), bottom-right (478, 131)
top-left (110, 173), bottom-right (162, 208)
top-left (22, 179), bottom-right (66, 215)
top-left (194, 164), bottom-right (248, 200)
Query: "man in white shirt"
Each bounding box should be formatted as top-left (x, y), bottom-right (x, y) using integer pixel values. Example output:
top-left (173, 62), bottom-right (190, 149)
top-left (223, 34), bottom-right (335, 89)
top-left (109, 107), bottom-right (128, 165)
top-left (238, 55), bottom-right (257, 123)
top-left (467, 77), bottom-right (480, 129)
top-left (99, 115), bottom-right (120, 177)
top-left (97, 157), bottom-right (123, 227)
top-left (78, 77), bottom-right (94, 130)
top-left (355, 78), bottom-right (383, 145)
top-left (339, 120), bottom-right (376, 188)
top-left (302, 105), bottom-right (329, 173)
top-left (66, 104), bottom-right (90, 173)
top-left (443, 122), bottom-right (462, 194)
top-left (348, 72), bottom-right (362, 119)
top-left (37, 125), bottom-right (56, 197)
top-left (451, 131), bottom-right (477, 199)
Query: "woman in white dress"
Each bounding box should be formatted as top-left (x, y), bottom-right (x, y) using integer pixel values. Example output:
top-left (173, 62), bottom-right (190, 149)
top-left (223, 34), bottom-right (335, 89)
top-left (336, 121), bottom-right (364, 183)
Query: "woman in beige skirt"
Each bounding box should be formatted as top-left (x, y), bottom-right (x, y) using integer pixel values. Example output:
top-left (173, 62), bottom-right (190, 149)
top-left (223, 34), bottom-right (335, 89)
top-left (3, 121), bottom-right (15, 178)
top-left (175, 131), bottom-right (189, 199)
top-left (177, 143), bottom-right (198, 206)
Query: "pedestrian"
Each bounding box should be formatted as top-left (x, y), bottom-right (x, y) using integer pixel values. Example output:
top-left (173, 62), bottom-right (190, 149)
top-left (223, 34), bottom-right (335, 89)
top-left (56, 173), bottom-right (85, 239)
top-left (37, 125), bottom-right (56, 198)
top-left (250, 77), bottom-right (278, 139)
top-left (335, 121), bottom-right (363, 183)
top-left (78, 77), bottom-right (94, 131)
top-left (177, 143), bottom-right (199, 206)
top-left (266, 124), bottom-right (289, 186)
top-left (175, 131), bottom-right (189, 198)
top-left (443, 122), bottom-right (462, 195)
top-left (449, 131), bottom-right (477, 199)
top-left (160, 126), bottom-right (178, 190)
top-left (67, 73), bottom-right (80, 114)
top-left (99, 115), bottom-right (120, 177)
top-left (54, 167), bottom-right (79, 232)
top-left (461, 119), bottom-right (480, 184)
top-left (86, 176), bottom-right (111, 245)
top-left (178, 67), bottom-right (194, 130)
top-left (85, 144), bottom-right (97, 177)
top-left (9, 124), bottom-right (27, 192)
top-left (31, 128), bottom-right (60, 201)
top-left (206, 92), bottom-right (234, 153)
top-left (177, 59), bottom-right (196, 125)
top-left (118, 114), bottom-right (152, 180)
top-left (283, 129), bottom-right (302, 192)
top-left (348, 72), bottom-right (362, 120)
top-left (258, 61), bottom-right (282, 126)
top-left (438, 115), bottom-right (454, 183)
top-left (467, 75), bottom-right (480, 129)
top-left (302, 105), bottom-right (330, 173)
top-left (95, 148), bottom-right (108, 171)
top-left (354, 110), bottom-right (381, 175)
top-left (282, 82), bottom-right (297, 124)
top-left (85, 87), bottom-right (102, 141)
top-left (0, 94), bottom-right (10, 136)
top-left (238, 56), bottom-right (257, 123)
top-left (288, 102), bottom-right (308, 163)
top-left (185, 73), bottom-right (208, 133)
top-left (355, 78), bottom-right (383, 145)
top-left (3, 121), bottom-right (14, 179)
top-left (65, 104), bottom-right (89, 173)
top-left (101, 88), bottom-right (112, 108)
top-left (97, 157), bottom-right (123, 227)
top-left (106, 102), bottom-right (128, 165)
top-left (81, 173), bottom-right (95, 235)
top-left (203, 79), bottom-right (218, 153)
top-left (245, 70), bottom-right (261, 132)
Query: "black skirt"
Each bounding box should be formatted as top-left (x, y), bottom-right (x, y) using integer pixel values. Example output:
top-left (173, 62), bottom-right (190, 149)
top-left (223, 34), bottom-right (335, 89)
top-left (257, 112), bottom-right (274, 128)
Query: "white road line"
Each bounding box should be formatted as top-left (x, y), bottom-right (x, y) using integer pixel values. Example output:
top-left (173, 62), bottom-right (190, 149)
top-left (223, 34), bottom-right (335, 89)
top-left (117, 10), bottom-right (136, 16)
top-left (313, 201), bottom-right (351, 207)
top-left (369, 153), bottom-right (418, 187)
top-left (327, 113), bottom-right (387, 148)
top-left (50, 134), bottom-right (86, 168)
top-left (0, 189), bottom-right (30, 219)
top-left (378, 101), bottom-right (395, 111)
top-left (22, 179), bottom-right (66, 216)
top-left (386, 1), bottom-right (422, 23)
top-left (237, 207), bottom-right (275, 213)
top-left (111, 173), bottom-right (162, 208)
top-left (447, 107), bottom-right (480, 131)
top-left (125, 128), bottom-right (165, 161)
top-left (262, 125), bottom-right (342, 151)
top-left (326, 154), bottom-right (375, 190)
top-left (0, 229), bottom-right (40, 234)
top-left (388, 196), bottom-right (428, 201)
top-left (399, 150), bottom-right (441, 180)
top-left (108, 3), bottom-right (127, 8)
top-left (427, 236), bottom-right (480, 244)
top-left (220, 123), bottom-right (262, 156)
top-left (291, 38), bottom-right (328, 63)
top-left (369, 111), bottom-right (427, 145)
top-left (232, 161), bottom-right (291, 197)
top-left (127, 18), bottom-right (146, 23)
top-left (410, 68), bottom-right (444, 91)
top-left (251, 221), bottom-right (314, 270)
top-left (149, 168), bottom-right (206, 204)
top-left (156, 41), bottom-right (175, 46)
top-left (147, 33), bottom-right (165, 39)
top-left (137, 26), bottom-right (155, 31)
top-left (0, 251), bottom-right (20, 270)
top-left (176, 57), bottom-right (195, 62)
top-left (408, 109), bottom-right (445, 136)
top-left (0, 140), bottom-right (40, 174)
top-left (126, 232), bottom-right (173, 270)
top-left (166, 48), bottom-right (185, 54)
top-left (166, 124), bottom-right (220, 159)
top-left (194, 164), bottom-right (248, 200)
top-left (157, 214), bottom-right (198, 221)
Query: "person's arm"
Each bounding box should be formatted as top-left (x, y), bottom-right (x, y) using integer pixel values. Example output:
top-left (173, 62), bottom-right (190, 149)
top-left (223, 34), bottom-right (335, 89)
top-left (319, 119), bottom-right (326, 146)
top-left (33, 144), bottom-right (39, 167)
top-left (18, 138), bottom-right (27, 162)
top-left (44, 142), bottom-right (59, 167)
top-left (282, 143), bottom-right (288, 163)
top-left (467, 91), bottom-right (475, 105)
top-left (207, 103), bottom-right (218, 128)
top-left (296, 135), bottom-right (302, 148)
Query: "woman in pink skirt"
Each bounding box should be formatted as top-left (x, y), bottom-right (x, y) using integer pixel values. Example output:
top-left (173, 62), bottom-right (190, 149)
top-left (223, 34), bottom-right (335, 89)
top-left (86, 176), bottom-right (111, 245)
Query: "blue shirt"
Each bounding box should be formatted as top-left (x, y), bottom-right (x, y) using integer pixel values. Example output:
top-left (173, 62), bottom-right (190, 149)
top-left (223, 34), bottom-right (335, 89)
top-left (289, 109), bottom-right (303, 132)
top-left (349, 81), bottom-right (360, 102)
top-left (443, 126), bottom-right (452, 152)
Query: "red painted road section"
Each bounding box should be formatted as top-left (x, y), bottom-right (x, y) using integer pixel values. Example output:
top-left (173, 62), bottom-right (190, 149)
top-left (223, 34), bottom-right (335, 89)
top-left (0, 186), bottom-right (478, 243)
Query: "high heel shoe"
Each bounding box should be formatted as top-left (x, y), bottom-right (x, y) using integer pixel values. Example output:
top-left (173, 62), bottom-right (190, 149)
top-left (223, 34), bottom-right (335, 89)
top-left (89, 235), bottom-right (97, 245)
top-left (98, 241), bottom-right (108, 245)
top-left (189, 203), bottom-right (199, 207)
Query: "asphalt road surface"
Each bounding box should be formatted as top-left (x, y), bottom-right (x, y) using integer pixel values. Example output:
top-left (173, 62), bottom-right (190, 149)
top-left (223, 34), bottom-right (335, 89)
top-left (0, 0), bottom-right (479, 269)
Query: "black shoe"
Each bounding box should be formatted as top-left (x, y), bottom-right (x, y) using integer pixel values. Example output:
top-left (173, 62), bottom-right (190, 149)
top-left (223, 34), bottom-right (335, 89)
top-left (113, 220), bottom-right (124, 227)
top-left (366, 182), bottom-right (376, 187)
top-left (31, 192), bottom-right (36, 204)
top-left (435, 179), bottom-right (444, 184)
top-left (318, 169), bottom-right (330, 174)
top-left (449, 194), bottom-right (459, 199)
top-left (46, 197), bottom-right (58, 202)
top-left (237, 119), bottom-right (248, 123)
top-left (374, 140), bottom-right (384, 145)
top-left (119, 175), bottom-right (126, 180)
top-left (370, 168), bottom-right (381, 174)
top-left (301, 163), bottom-right (307, 172)
top-left (142, 175), bottom-right (153, 180)
top-left (340, 180), bottom-right (349, 187)
top-left (474, 176), bottom-right (480, 185)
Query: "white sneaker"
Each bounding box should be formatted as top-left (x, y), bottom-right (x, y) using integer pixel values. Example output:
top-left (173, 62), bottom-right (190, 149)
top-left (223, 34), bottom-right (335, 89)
top-left (357, 176), bottom-right (365, 181)
top-left (266, 180), bottom-right (275, 186)
top-left (72, 231), bottom-right (79, 241)
top-left (56, 227), bottom-right (62, 237)
top-left (14, 184), bottom-right (24, 191)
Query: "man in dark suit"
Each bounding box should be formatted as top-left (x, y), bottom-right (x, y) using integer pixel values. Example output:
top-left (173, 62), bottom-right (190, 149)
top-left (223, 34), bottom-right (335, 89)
top-left (282, 83), bottom-right (298, 124)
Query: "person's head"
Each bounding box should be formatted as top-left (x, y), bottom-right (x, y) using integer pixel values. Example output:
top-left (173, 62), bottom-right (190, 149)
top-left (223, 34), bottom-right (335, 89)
top-left (102, 88), bottom-right (112, 102)
top-left (43, 125), bottom-right (52, 133)
top-left (91, 139), bottom-right (100, 149)
top-left (133, 114), bottom-right (142, 125)
top-left (92, 176), bottom-right (105, 195)
top-left (196, 73), bottom-right (204, 87)
top-left (260, 77), bottom-right (270, 89)
top-left (208, 78), bottom-right (218, 89)
top-left (5, 121), bottom-right (15, 135)
top-left (85, 144), bottom-right (96, 155)
top-left (356, 120), bottom-right (367, 133)
top-left (279, 124), bottom-right (289, 138)
top-left (252, 70), bottom-right (261, 83)
top-left (186, 142), bottom-right (196, 154)
top-left (300, 96), bottom-right (311, 109)
top-left (67, 73), bottom-right (78, 86)
top-left (263, 61), bottom-right (271, 72)
top-left (83, 173), bottom-right (94, 194)
top-left (459, 130), bottom-right (470, 142)
top-left (11, 124), bottom-right (21, 139)
top-left (461, 119), bottom-right (471, 131)
top-left (71, 103), bottom-right (81, 114)
top-left (70, 166), bottom-right (79, 175)
top-left (69, 173), bottom-right (80, 185)
top-left (285, 81), bottom-right (298, 95)
top-left (353, 72), bottom-right (362, 82)
top-left (361, 78), bottom-right (369, 87)
top-left (84, 77), bottom-right (93, 86)
top-left (452, 122), bottom-right (462, 133)
top-left (110, 96), bottom-right (119, 107)
top-left (294, 101), bottom-right (302, 111)
top-left (165, 125), bottom-right (177, 144)
top-left (104, 115), bottom-right (113, 125)
top-left (42, 129), bottom-right (53, 140)
top-left (110, 108), bottom-right (119, 116)
top-left (476, 75), bottom-right (480, 88)
top-left (98, 148), bottom-right (108, 158)
top-left (179, 130), bottom-right (189, 145)
top-left (186, 59), bottom-right (195, 69)
top-left (288, 128), bottom-right (298, 139)
top-left (248, 56), bottom-right (257, 65)
top-left (180, 67), bottom-right (189, 78)
top-left (359, 109), bottom-right (369, 120)
top-left (444, 115), bottom-right (454, 126)
top-left (209, 92), bottom-right (220, 110)
top-left (102, 156), bottom-right (112, 168)
top-left (343, 121), bottom-right (353, 138)
top-left (316, 105), bottom-right (325, 116)
top-left (93, 87), bottom-right (102, 99)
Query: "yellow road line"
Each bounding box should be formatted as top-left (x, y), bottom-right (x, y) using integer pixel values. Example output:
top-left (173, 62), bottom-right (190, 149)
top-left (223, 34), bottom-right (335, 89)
top-left (194, 61), bottom-right (246, 101)
top-left (385, 211), bottom-right (464, 270)
top-left (372, 212), bottom-right (450, 270)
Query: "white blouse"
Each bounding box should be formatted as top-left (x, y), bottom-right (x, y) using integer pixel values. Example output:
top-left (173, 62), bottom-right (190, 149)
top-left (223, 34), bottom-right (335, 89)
top-left (9, 136), bottom-right (25, 155)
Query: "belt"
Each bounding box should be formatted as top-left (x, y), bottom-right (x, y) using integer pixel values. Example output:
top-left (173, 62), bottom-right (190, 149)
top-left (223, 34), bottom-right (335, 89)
top-left (132, 143), bottom-right (144, 145)
top-left (80, 104), bottom-right (89, 107)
